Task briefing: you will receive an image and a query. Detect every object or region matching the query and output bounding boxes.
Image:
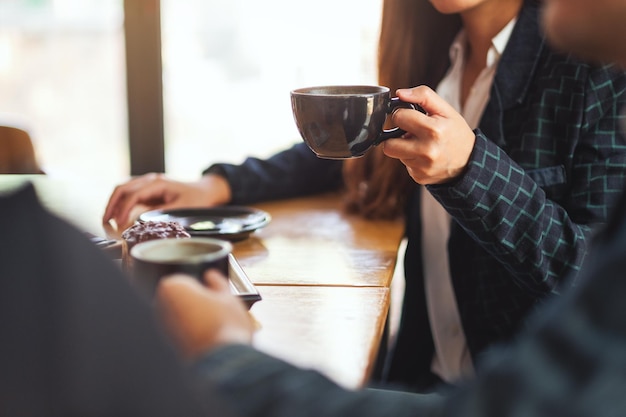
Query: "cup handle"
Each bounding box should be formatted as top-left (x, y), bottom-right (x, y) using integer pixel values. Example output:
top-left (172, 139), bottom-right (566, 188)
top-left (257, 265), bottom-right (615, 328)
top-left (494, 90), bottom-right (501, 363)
top-left (374, 97), bottom-right (426, 145)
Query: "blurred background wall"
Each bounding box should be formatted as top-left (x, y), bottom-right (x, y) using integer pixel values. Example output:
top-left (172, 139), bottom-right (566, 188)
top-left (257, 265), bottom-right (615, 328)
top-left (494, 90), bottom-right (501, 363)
top-left (0, 0), bottom-right (382, 180)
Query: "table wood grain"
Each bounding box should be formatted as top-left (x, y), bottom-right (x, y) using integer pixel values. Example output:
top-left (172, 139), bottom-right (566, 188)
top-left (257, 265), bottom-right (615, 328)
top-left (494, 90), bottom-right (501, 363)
top-left (234, 193), bottom-right (404, 287)
top-left (250, 285), bottom-right (390, 388)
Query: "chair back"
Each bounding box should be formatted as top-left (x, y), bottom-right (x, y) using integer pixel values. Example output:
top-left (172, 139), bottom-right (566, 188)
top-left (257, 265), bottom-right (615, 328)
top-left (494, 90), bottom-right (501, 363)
top-left (0, 125), bottom-right (45, 174)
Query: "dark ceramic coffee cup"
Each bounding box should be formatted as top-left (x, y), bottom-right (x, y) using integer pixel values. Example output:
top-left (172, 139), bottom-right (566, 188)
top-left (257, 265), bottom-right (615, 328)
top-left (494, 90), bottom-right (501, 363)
top-left (290, 85), bottom-right (424, 159)
top-left (130, 237), bottom-right (232, 296)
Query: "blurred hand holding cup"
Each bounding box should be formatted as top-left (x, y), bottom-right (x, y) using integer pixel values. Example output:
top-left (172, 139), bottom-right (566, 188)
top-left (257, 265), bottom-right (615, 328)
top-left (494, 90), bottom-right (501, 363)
top-left (290, 85), bottom-right (423, 159)
top-left (130, 237), bottom-right (232, 297)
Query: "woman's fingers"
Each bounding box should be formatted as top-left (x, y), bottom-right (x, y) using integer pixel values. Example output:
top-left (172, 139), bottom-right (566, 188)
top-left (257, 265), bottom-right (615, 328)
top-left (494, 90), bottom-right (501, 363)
top-left (382, 86), bottom-right (476, 184)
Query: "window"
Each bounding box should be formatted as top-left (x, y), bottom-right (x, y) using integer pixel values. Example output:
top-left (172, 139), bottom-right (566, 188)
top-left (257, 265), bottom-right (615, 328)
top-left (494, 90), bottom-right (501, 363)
top-left (0, 0), bottom-right (127, 178)
top-left (0, 0), bottom-right (382, 179)
top-left (161, 0), bottom-right (383, 179)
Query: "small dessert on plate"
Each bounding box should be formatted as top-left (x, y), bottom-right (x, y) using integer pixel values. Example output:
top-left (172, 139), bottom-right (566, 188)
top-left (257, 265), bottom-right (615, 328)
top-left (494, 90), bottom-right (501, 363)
top-left (121, 220), bottom-right (190, 272)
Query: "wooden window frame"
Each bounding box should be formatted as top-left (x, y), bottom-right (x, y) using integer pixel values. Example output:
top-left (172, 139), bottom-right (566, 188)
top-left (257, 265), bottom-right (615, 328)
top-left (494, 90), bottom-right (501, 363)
top-left (124, 0), bottom-right (165, 175)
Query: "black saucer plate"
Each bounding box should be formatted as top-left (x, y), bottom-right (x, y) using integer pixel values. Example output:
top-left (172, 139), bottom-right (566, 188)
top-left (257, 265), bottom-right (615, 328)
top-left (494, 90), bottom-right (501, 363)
top-left (138, 206), bottom-right (271, 241)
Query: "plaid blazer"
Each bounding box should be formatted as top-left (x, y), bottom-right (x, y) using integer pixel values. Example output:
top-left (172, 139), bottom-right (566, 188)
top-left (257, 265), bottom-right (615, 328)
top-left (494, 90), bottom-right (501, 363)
top-left (207, 0), bottom-right (626, 392)
top-left (384, 0), bottom-right (626, 390)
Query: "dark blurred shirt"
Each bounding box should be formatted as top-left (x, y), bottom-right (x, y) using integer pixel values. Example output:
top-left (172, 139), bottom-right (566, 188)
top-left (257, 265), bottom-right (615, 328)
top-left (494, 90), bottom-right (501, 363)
top-left (0, 183), bottom-right (237, 417)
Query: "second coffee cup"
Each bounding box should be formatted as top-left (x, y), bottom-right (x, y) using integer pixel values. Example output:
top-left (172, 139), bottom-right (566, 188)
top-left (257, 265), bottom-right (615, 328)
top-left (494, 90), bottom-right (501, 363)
top-left (290, 85), bottom-right (423, 159)
top-left (130, 237), bottom-right (232, 296)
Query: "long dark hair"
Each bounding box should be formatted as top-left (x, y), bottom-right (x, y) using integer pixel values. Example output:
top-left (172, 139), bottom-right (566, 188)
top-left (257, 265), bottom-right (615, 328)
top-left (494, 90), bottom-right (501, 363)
top-left (342, 0), bottom-right (461, 219)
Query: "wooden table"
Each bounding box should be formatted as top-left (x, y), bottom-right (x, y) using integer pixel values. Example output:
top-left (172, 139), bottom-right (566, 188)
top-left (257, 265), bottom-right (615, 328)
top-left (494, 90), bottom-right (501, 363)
top-left (0, 174), bottom-right (404, 388)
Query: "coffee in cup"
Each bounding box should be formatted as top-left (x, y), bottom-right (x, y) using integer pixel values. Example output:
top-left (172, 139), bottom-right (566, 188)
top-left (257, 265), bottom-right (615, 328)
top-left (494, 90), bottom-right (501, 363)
top-left (290, 85), bottom-right (424, 159)
top-left (130, 237), bottom-right (232, 296)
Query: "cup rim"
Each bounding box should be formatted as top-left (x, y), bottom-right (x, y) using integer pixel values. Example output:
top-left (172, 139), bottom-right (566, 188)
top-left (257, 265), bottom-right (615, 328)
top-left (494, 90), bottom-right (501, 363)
top-left (290, 85), bottom-right (389, 96)
top-left (130, 237), bottom-right (232, 264)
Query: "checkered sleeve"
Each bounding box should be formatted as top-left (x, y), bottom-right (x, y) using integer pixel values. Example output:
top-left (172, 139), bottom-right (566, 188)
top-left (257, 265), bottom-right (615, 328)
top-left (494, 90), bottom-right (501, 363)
top-left (428, 65), bottom-right (626, 295)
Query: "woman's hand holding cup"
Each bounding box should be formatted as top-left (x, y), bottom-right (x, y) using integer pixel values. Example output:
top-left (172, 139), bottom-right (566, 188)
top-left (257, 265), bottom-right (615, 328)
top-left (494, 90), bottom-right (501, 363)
top-left (383, 86), bottom-right (476, 185)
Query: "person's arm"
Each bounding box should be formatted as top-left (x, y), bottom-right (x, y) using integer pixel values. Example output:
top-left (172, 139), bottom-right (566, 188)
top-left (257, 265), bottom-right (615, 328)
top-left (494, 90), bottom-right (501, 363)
top-left (195, 344), bottom-right (446, 417)
top-left (204, 142), bottom-right (344, 205)
top-left (103, 143), bottom-right (343, 229)
top-left (398, 64), bottom-right (626, 295)
top-left (103, 173), bottom-right (232, 230)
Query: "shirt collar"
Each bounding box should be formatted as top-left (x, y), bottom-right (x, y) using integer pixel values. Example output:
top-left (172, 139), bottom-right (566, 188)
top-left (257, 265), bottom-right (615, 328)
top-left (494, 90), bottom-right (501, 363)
top-left (488, 17), bottom-right (517, 66)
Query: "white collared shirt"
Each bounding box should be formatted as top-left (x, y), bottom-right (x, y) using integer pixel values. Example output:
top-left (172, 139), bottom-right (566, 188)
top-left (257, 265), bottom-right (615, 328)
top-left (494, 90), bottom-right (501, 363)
top-left (421, 18), bottom-right (517, 383)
